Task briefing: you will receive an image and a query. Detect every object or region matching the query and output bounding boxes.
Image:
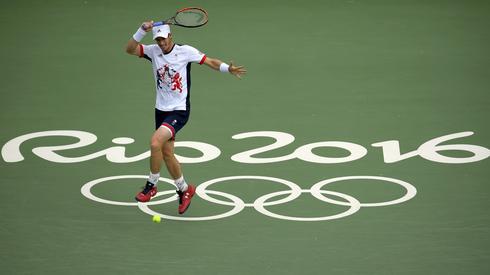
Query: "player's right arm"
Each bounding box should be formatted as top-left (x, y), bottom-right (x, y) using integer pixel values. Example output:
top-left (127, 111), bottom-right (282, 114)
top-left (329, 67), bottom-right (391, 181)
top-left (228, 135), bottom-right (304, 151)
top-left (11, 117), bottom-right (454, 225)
top-left (125, 21), bottom-right (153, 56)
top-left (125, 39), bottom-right (140, 56)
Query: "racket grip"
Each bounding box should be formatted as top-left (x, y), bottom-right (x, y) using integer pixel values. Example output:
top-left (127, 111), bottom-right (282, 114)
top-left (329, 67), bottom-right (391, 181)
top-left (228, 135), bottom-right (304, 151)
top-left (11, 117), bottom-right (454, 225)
top-left (153, 21), bottom-right (165, 26)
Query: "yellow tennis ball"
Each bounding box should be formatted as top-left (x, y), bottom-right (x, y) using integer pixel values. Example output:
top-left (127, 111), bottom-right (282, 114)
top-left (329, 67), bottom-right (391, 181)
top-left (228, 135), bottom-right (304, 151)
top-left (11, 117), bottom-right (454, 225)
top-left (152, 215), bottom-right (161, 223)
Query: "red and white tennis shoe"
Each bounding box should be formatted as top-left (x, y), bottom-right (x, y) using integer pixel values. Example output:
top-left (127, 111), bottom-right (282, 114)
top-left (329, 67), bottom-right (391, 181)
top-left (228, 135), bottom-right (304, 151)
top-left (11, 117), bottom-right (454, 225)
top-left (176, 184), bottom-right (196, 214)
top-left (135, 182), bottom-right (157, 202)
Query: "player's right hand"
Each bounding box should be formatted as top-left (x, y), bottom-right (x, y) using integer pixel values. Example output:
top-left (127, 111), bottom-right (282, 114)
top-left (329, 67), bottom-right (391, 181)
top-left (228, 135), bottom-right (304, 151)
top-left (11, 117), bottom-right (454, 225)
top-left (141, 21), bottom-right (154, 32)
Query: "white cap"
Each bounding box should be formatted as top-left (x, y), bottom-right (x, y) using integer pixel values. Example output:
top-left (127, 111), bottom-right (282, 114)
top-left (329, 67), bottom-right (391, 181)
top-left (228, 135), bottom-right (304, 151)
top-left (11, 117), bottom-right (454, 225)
top-left (152, 24), bottom-right (171, 39)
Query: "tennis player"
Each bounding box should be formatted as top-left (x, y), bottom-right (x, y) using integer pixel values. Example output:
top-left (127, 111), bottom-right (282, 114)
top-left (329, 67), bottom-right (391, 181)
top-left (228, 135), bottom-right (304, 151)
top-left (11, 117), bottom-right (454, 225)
top-left (126, 21), bottom-right (246, 214)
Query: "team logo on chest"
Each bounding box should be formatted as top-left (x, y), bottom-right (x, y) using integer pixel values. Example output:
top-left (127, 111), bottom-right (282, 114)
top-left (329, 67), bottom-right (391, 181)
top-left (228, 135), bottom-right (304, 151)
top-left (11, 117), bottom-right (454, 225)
top-left (156, 64), bottom-right (183, 93)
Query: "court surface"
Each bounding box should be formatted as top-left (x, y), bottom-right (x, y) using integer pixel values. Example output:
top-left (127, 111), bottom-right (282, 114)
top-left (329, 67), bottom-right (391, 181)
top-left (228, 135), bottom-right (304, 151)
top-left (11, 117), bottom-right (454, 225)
top-left (1, 0), bottom-right (489, 274)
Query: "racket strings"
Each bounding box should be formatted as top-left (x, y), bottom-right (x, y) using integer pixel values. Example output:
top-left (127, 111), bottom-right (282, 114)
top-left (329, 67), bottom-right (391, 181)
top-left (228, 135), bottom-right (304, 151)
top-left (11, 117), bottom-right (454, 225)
top-left (175, 9), bottom-right (208, 26)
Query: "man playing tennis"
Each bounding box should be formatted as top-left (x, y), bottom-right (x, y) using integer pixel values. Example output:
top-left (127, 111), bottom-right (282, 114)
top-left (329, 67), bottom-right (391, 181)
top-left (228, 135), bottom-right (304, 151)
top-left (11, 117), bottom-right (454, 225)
top-left (126, 21), bottom-right (246, 214)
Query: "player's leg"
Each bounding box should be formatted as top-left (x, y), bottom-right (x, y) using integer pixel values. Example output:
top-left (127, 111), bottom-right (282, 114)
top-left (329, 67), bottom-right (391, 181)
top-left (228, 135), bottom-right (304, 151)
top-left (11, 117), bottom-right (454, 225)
top-left (135, 126), bottom-right (172, 202)
top-left (159, 112), bottom-right (195, 214)
top-left (150, 126), bottom-right (172, 173)
top-left (161, 135), bottom-right (196, 214)
top-left (161, 140), bottom-right (182, 179)
top-left (135, 109), bottom-right (171, 202)
top-left (159, 110), bottom-right (190, 190)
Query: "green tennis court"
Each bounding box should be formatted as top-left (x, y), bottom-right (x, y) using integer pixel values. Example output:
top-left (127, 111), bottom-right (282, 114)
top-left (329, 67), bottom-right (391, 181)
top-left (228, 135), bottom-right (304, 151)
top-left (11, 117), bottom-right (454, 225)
top-left (1, 0), bottom-right (489, 274)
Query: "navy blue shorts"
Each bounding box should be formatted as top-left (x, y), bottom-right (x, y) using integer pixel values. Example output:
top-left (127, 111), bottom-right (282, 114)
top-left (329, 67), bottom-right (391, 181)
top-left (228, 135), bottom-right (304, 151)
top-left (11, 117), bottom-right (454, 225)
top-left (154, 109), bottom-right (190, 139)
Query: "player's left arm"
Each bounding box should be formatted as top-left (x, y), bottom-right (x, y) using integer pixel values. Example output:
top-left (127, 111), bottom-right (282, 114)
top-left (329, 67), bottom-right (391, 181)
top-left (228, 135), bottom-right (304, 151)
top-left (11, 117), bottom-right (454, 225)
top-left (203, 57), bottom-right (247, 79)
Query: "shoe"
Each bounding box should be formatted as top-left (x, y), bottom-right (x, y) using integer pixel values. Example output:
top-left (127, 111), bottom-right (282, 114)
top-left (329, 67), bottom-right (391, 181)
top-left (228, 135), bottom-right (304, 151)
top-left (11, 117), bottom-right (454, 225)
top-left (176, 184), bottom-right (196, 214)
top-left (135, 181), bottom-right (157, 202)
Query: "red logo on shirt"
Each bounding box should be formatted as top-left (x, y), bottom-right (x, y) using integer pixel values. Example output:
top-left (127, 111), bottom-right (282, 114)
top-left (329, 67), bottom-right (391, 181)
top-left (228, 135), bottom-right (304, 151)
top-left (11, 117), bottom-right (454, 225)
top-left (156, 64), bottom-right (183, 93)
top-left (171, 72), bottom-right (182, 92)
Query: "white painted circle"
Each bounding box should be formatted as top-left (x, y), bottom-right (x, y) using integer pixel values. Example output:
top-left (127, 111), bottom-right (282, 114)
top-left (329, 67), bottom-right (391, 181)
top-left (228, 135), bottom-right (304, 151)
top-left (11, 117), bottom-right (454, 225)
top-left (196, 175), bottom-right (302, 207)
top-left (253, 189), bottom-right (361, 221)
top-left (310, 176), bottom-right (417, 207)
top-left (80, 175), bottom-right (176, 206)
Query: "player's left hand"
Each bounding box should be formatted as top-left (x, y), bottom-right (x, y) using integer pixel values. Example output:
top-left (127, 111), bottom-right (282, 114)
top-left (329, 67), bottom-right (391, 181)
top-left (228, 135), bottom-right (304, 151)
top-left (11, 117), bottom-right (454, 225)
top-left (229, 61), bottom-right (247, 79)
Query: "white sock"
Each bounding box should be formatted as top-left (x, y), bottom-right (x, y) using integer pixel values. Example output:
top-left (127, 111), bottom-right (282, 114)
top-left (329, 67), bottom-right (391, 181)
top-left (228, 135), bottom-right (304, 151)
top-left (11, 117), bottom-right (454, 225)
top-left (148, 172), bottom-right (160, 185)
top-left (175, 175), bottom-right (188, 191)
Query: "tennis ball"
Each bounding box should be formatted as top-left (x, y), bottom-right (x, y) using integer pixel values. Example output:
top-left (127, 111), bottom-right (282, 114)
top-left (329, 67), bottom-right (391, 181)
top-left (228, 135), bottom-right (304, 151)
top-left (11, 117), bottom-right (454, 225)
top-left (152, 215), bottom-right (161, 223)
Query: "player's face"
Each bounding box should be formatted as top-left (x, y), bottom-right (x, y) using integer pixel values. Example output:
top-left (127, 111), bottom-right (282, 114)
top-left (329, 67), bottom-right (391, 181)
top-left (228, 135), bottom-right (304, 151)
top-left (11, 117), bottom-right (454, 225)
top-left (155, 34), bottom-right (173, 54)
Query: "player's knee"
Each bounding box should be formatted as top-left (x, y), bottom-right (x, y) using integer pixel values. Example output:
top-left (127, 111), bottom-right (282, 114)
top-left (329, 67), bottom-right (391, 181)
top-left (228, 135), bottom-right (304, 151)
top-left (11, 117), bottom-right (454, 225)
top-left (150, 137), bottom-right (163, 152)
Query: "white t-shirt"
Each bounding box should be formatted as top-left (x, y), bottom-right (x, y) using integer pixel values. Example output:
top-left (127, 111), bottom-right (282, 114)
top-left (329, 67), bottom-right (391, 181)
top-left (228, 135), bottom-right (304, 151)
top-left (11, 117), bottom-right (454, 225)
top-left (139, 44), bottom-right (206, 111)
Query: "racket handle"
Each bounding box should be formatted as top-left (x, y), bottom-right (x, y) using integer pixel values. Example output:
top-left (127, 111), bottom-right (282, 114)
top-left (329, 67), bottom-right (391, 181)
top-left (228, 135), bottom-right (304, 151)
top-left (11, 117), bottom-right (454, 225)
top-left (153, 21), bottom-right (165, 26)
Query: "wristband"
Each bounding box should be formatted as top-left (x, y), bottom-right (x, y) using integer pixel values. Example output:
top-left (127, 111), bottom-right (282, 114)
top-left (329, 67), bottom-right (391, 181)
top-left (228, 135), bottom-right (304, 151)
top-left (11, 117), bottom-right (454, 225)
top-left (132, 27), bottom-right (146, 42)
top-left (219, 63), bottom-right (230, 73)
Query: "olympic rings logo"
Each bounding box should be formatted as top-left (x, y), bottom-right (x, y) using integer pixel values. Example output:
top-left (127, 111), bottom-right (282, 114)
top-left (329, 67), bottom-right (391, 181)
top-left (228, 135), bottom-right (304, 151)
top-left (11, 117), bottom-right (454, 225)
top-left (81, 175), bottom-right (417, 222)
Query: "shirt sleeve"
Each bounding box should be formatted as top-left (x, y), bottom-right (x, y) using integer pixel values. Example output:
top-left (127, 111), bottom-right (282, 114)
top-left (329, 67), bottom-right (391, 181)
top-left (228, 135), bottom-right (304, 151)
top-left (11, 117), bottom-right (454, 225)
top-left (183, 45), bottom-right (206, 65)
top-left (139, 44), bottom-right (157, 61)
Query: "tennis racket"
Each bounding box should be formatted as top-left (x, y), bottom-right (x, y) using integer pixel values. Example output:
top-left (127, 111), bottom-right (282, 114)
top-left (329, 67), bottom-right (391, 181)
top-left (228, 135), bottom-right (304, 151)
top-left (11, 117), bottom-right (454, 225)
top-left (153, 7), bottom-right (208, 28)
